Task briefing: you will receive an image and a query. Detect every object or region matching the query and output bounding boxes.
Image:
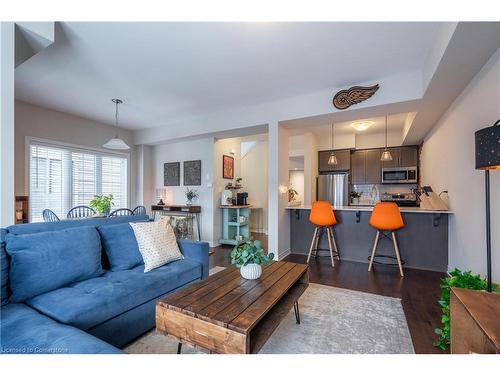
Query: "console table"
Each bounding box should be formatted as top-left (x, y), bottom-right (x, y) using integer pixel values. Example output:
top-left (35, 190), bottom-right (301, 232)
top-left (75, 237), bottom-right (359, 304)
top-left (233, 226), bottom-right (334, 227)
top-left (151, 205), bottom-right (201, 240)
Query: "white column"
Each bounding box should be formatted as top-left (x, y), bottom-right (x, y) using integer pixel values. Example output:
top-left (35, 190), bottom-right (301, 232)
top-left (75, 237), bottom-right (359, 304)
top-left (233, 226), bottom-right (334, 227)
top-left (268, 121), bottom-right (290, 259)
top-left (0, 22), bottom-right (15, 227)
top-left (303, 132), bottom-right (317, 205)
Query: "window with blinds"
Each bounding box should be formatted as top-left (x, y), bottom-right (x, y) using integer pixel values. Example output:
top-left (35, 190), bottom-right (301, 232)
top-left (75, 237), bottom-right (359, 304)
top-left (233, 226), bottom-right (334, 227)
top-left (29, 141), bottom-right (128, 222)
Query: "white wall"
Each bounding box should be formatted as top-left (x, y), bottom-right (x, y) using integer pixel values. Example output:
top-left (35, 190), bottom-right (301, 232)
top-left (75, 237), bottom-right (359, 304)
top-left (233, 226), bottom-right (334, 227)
top-left (421, 46), bottom-right (500, 282)
top-left (14, 101), bottom-right (138, 207)
top-left (152, 138), bottom-right (215, 245)
top-left (0, 22), bottom-right (15, 227)
top-left (241, 140), bottom-right (268, 233)
top-left (316, 133), bottom-right (355, 150)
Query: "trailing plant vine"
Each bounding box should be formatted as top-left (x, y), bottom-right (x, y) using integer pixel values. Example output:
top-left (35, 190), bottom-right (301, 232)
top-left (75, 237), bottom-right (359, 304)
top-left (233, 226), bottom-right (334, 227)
top-left (434, 269), bottom-right (488, 350)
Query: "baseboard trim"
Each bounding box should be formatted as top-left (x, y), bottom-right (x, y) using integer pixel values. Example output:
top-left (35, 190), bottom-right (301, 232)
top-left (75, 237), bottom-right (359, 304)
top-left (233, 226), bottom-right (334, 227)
top-left (250, 229), bottom-right (268, 235)
top-left (277, 248), bottom-right (291, 260)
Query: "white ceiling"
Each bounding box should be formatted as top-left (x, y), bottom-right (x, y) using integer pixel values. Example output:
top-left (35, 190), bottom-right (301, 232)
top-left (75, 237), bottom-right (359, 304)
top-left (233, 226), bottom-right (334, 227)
top-left (15, 22), bottom-right (440, 130)
top-left (289, 112), bottom-right (411, 137)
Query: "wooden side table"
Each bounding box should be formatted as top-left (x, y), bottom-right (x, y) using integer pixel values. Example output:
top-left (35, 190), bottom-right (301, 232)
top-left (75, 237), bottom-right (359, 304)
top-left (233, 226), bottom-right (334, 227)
top-left (450, 287), bottom-right (500, 353)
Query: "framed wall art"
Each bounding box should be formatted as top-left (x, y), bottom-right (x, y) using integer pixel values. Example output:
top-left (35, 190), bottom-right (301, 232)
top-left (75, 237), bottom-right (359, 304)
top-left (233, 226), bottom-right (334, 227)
top-left (164, 162), bottom-right (180, 186)
top-left (222, 155), bottom-right (234, 179)
top-left (184, 160), bottom-right (201, 186)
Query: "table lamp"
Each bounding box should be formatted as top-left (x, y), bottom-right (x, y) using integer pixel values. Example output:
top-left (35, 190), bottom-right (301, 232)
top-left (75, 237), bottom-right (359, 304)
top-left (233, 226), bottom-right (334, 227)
top-left (156, 188), bottom-right (166, 206)
top-left (475, 119), bottom-right (500, 292)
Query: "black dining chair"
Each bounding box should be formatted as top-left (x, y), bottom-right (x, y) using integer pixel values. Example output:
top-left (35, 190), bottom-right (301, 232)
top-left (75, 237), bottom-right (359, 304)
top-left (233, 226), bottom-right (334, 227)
top-left (67, 206), bottom-right (96, 219)
top-left (42, 209), bottom-right (60, 222)
top-left (108, 208), bottom-right (134, 217)
top-left (132, 205), bottom-right (147, 216)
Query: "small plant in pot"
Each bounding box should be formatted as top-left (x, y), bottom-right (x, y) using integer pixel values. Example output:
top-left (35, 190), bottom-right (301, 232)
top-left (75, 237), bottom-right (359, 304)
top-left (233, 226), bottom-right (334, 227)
top-left (350, 191), bottom-right (362, 204)
top-left (89, 194), bottom-right (114, 216)
top-left (230, 240), bottom-right (274, 279)
top-left (185, 188), bottom-right (199, 206)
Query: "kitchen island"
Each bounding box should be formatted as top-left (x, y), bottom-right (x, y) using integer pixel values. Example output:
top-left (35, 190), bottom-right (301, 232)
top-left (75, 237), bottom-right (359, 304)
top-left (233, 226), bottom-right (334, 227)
top-left (287, 205), bottom-right (452, 272)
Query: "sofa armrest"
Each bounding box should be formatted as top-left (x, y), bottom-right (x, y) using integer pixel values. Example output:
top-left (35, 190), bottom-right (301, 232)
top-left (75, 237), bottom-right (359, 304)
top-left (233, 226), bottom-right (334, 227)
top-left (177, 239), bottom-right (210, 279)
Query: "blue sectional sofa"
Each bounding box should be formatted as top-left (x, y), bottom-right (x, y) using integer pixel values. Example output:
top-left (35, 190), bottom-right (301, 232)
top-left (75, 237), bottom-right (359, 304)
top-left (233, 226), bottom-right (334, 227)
top-left (0, 215), bottom-right (209, 354)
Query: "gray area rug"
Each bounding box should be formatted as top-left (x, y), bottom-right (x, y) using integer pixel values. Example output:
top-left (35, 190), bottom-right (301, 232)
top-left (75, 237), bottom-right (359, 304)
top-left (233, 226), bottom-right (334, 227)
top-left (125, 279), bottom-right (414, 354)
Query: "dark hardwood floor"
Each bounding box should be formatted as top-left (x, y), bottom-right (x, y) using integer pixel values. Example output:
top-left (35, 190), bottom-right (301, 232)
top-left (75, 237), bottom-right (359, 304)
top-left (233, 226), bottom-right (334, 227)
top-left (209, 232), bottom-right (447, 354)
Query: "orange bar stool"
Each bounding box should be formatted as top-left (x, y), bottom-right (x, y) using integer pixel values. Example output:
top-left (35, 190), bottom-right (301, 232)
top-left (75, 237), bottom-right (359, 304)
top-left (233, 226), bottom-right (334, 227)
top-left (306, 201), bottom-right (340, 267)
top-left (368, 202), bottom-right (405, 277)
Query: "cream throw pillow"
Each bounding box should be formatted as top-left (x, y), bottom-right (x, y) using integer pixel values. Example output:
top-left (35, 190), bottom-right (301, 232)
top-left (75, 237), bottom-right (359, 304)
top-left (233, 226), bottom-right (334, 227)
top-left (129, 221), bottom-right (183, 272)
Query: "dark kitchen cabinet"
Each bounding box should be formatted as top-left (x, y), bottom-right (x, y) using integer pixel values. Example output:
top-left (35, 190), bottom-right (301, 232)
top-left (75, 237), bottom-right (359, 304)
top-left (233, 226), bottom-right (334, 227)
top-left (351, 151), bottom-right (365, 184)
top-left (381, 146), bottom-right (418, 168)
top-left (381, 148), bottom-right (400, 168)
top-left (335, 150), bottom-right (351, 171)
top-left (351, 149), bottom-right (382, 185)
top-left (318, 150), bottom-right (350, 172)
top-left (399, 147), bottom-right (418, 167)
top-left (318, 151), bottom-right (334, 172)
top-left (365, 149), bottom-right (382, 184)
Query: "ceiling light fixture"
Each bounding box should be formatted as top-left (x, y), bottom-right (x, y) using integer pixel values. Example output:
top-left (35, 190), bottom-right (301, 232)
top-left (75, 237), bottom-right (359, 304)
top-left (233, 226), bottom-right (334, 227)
top-left (103, 99), bottom-right (130, 150)
top-left (351, 121), bottom-right (374, 132)
top-left (380, 115), bottom-right (393, 161)
top-left (328, 122), bottom-right (338, 166)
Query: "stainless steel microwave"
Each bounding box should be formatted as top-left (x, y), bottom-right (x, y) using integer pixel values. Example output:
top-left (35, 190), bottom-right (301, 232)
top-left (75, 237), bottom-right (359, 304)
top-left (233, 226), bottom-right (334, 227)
top-left (381, 167), bottom-right (418, 184)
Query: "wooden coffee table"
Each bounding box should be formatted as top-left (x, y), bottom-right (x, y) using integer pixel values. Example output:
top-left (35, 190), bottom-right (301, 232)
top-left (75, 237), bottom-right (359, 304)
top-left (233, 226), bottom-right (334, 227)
top-left (156, 261), bottom-right (309, 354)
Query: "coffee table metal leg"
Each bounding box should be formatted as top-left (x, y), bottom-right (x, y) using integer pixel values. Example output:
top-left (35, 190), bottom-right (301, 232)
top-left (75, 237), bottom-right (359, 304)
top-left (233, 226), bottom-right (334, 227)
top-left (177, 342), bottom-right (182, 354)
top-left (293, 301), bottom-right (300, 324)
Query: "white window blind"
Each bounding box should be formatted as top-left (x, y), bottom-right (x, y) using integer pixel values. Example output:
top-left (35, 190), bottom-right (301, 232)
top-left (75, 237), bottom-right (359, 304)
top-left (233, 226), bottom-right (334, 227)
top-left (29, 141), bottom-right (128, 222)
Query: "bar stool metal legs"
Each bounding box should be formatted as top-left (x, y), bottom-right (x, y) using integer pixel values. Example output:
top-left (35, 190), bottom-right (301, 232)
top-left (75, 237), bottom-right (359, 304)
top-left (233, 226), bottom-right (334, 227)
top-left (368, 230), bottom-right (404, 277)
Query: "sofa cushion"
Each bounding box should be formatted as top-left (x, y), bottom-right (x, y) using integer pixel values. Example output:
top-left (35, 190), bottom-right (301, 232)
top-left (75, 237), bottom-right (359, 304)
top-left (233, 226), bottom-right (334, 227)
top-left (5, 226), bottom-right (104, 303)
top-left (1, 229), bottom-right (10, 306)
top-left (26, 258), bottom-right (202, 330)
top-left (130, 221), bottom-right (183, 272)
top-left (0, 303), bottom-right (121, 354)
top-left (97, 223), bottom-right (143, 271)
top-left (5, 215), bottom-right (150, 236)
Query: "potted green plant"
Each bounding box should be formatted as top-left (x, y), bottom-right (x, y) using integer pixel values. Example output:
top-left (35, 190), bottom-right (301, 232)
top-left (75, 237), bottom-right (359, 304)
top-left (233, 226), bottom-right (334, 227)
top-left (235, 177), bottom-right (242, 187)
top-left (350, 191), bottom-right (362, 205)
top-left (185, 188), bottom-right (199, 206)
top-left (433, 268), bottom-right (497, 350)
top-left (89, 194), bottom-right (114, 216)
top-left (230, 240), bottom-right (274, 279)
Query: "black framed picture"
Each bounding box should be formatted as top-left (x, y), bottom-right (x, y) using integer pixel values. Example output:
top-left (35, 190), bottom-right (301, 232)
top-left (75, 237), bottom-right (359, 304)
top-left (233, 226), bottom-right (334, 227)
top-left (184, 160), bottom-right (201, 186)
top-left (164, 162), bottom-right (180, 186)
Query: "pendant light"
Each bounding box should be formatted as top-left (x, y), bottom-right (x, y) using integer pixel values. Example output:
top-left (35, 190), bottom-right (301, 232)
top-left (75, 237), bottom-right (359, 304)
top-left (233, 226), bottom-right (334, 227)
top-left (380, 115), bottom-right (393, 161)
top-left (103, 99), bottom-right (130, 150)
top-left (327, 122), bottom-right (338, 166)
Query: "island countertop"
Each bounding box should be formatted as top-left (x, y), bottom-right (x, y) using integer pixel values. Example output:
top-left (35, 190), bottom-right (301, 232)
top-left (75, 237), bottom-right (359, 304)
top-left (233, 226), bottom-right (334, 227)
top-left (286, 205), bottom-right (452, 214)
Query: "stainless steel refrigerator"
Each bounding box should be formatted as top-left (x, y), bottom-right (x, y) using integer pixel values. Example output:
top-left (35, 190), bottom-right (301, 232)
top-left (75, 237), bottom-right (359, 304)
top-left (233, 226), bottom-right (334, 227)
top-left (317, 173), bottom-right (349, 207)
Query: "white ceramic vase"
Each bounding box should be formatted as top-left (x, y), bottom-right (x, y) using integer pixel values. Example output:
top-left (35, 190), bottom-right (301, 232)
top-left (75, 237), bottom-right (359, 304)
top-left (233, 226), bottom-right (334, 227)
top-left (240, 263), bottom-right (262, 280)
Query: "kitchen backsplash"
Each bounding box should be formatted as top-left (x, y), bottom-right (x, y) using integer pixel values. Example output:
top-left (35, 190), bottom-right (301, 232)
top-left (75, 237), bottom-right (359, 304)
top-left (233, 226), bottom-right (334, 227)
top-left (352, 184), bottom-right (417, 204)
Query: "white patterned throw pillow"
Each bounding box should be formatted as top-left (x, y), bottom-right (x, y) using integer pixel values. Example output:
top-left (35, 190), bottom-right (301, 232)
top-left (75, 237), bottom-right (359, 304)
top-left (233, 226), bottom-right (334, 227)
top-left (129, 221), bottom-right (183, 272)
